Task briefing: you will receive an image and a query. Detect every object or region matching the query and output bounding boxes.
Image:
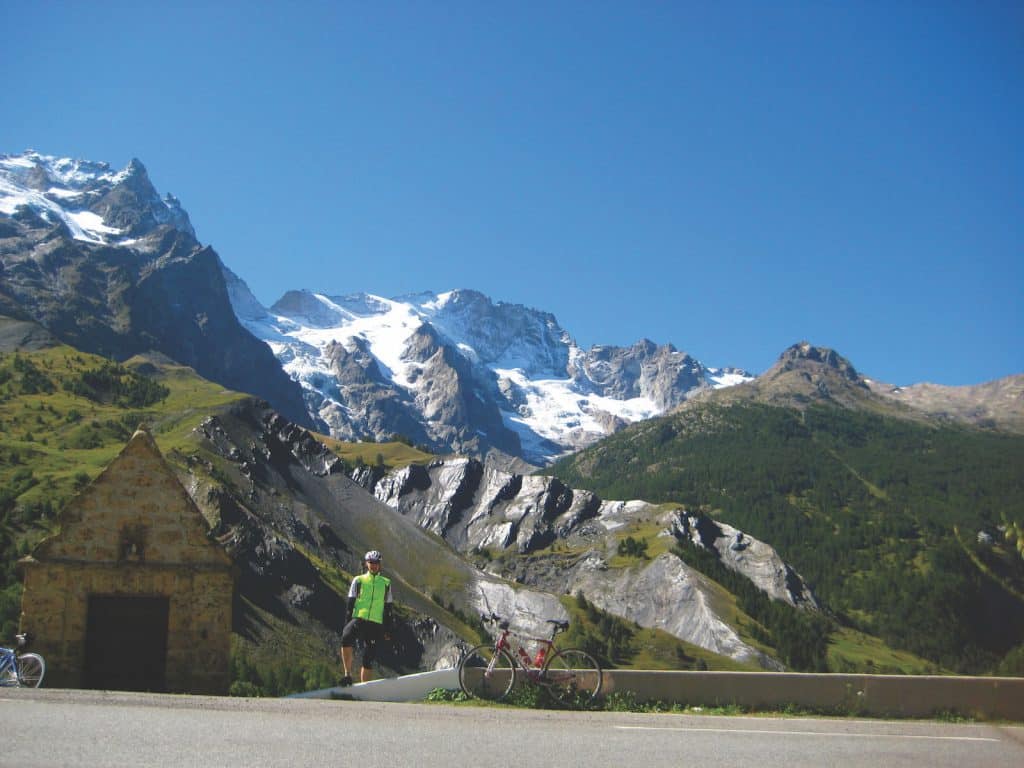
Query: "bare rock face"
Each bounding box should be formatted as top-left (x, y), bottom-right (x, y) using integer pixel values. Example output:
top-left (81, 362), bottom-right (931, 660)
top-left (186, 401), bottom-right (573, 672)
top-left (88, 159), bottom-right (195, 238)
top-left (753, 341), bottom-right (870, 407)
top-left (356, 458), bottom-right (818, 668)
top-left (366, 457), bottom-right (601, 554)
top-left (574, 339), bottom-right (711, 410)
top-left (0, 315), bottom-right (58, 351)
top-left (663, 510), bottom-right (818, 608)
top-left (572, 553), bottom-right (783, 669)
top-left (401, 325), bottom-right (522, 457)
top-left (319, 337), bottom-right (428, 445)
top-left (470, 580), bottom-right (569, 640)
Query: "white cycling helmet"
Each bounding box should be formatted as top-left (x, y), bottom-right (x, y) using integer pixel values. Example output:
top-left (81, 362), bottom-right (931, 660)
top-left (364, 550), bottom-right (382, 563)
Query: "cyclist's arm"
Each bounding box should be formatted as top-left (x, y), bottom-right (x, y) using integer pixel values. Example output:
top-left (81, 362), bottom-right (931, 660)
top-left (345, 579), bottom-right (361, 624)
top-left (383, 583), bottom-right (394, 632)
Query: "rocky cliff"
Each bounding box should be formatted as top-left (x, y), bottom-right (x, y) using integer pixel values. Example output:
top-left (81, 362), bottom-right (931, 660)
top-left (180, 401), bottom-right (571, 668)
top-left (353, 456), bottom-right (818, 668)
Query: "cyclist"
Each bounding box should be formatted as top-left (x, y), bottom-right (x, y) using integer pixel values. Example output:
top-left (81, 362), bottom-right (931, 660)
top-left (339, 549), bottom-right (394, 685)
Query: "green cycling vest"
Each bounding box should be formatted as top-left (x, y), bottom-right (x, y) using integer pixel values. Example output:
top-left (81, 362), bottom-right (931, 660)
top-left (352, 572), bottom-right (391, 623)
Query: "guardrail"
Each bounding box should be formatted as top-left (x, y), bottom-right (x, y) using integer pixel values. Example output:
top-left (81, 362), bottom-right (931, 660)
top-left (601, 670), bottom-right (1024, 721)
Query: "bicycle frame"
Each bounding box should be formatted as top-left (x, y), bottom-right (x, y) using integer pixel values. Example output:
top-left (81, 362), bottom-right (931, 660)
top-left (0, 647), bottom-right (21, 686)
top-left (459, 614), bottom-right (601, 705)
top-left (486, 619), bottom-right (560, 684)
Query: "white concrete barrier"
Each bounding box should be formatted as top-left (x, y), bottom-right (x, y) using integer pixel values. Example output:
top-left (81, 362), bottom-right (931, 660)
top-left (289, 668), bottom-right (459, 702)
top-left (289, 667), bottom-right (1024, 721)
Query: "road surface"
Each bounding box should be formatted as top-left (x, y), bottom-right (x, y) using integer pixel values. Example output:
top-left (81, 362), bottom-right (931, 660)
top-left (3, 688), bottom-right (1022, 767)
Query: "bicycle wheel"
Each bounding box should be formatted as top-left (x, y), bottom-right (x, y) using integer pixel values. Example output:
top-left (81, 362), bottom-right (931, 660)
top-left (542, 648), bottom-right (602, 706)
top-left (458, 644), bottom-right (516, 702)
top-left (0, 659), bottom-right (17, 687)
top-left (16, 653), bottom-right (44, 688)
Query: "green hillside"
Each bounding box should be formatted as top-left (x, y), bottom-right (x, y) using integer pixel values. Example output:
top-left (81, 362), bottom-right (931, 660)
top-left (550, 401), bottom-right (1024, 674)
top-left (313, 433), bottom-right (436, 469)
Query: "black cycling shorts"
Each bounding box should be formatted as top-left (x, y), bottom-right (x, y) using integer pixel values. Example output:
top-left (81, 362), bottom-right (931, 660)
top-left (341, 618), bottom-right (386, 664)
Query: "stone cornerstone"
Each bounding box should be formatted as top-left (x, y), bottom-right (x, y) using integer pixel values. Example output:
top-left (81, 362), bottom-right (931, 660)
top-left (18, 427), bottom-right (235, 694)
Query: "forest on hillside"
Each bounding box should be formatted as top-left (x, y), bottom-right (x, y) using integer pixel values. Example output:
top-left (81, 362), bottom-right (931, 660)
top-left (551, 402), bottom-right (1024, 674)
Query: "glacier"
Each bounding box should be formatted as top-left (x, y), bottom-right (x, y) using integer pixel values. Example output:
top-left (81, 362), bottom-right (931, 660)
top-left (225, 274), bottom-right (753, 464)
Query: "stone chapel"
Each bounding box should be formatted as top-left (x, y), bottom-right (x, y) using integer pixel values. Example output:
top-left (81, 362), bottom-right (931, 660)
top-left (18, 427), bottom-right (235, 694)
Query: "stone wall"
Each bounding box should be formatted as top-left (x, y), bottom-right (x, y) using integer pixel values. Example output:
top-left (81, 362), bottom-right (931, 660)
top-left (18, 428), bottom-right (235, 694)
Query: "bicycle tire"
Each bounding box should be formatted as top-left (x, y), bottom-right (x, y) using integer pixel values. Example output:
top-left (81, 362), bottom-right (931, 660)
top-left (16, 653), bottom-right (44, 688)
top-left (458, 644), bottom-right (516, 702)
top-left (541, 648), bottom-right (602, 706)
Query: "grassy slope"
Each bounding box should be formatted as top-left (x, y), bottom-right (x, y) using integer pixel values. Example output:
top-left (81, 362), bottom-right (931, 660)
top-left (0, 348), bottom-right (245, 518)
top-left (313, 434), bottom-right (435, 469)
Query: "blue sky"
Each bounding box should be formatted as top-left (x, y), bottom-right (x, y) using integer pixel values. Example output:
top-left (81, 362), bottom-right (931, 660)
top-left (3, 1), bottom-right (1021, 385)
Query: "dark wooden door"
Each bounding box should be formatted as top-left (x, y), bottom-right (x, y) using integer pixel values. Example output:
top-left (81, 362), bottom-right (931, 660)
top-left (84, 595), bottom-right (170, 692)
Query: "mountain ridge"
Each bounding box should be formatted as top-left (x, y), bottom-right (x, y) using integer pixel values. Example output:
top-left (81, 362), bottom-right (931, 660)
top-left (682, 340), bottom-right (1024, 434)
top-left (6, 150), bottom-right (1020, 466)
top-left (227, 277), bottom-right (754, 464)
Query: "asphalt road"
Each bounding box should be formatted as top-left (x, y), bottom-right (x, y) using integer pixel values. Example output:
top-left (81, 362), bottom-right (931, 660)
top-left (2, 688), bottom-right (1022, 768)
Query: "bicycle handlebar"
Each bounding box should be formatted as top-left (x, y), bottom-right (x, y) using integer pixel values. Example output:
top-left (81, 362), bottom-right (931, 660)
top-left (480, 613), bottom-right (569, 636)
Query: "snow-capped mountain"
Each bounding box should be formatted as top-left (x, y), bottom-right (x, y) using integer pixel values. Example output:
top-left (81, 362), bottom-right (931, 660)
top-left (0, 151), bottom-right (194, 247)
top-left (2, 149), bottom-right (750, 461)
top-left (226, 273), bottom-right (752, 464)
top-left (0, 150), bottom-right (312, 427)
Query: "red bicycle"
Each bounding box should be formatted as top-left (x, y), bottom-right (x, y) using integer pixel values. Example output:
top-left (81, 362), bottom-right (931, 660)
top-left (458, 614), bottom-right (602, 705)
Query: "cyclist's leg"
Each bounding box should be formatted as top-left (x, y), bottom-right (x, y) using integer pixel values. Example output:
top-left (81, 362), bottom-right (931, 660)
top-left (339, 619), bottom-right (362, 683)
top-left (359, 623), bottom-right (384, 682)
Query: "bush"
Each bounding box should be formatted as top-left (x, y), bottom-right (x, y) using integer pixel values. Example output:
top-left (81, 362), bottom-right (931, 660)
top-left (997, 644), bottom-right (1024, 677)
top-left (617, 536), bottom-right (649, 559)
top-left (63, 361), bottom-right (168, 407)
top-left (228, 680), bottom-right (262, 698)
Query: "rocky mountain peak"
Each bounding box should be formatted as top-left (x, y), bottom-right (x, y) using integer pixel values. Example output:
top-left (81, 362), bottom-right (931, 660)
top-left (1, 150), bottom-right (311, 428)
top-left (401, 322), bottom-right (444, 364)
top-left (427, 288), bottom-right (571, 376)
top-left (775, 341), bottom-right (862, 381)
top-left (270, 290), bottom-right (344, 328)
top-left (0, 150), bottom-right (195, 245)
top-left (723, 341), bottom-right (872, 410)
